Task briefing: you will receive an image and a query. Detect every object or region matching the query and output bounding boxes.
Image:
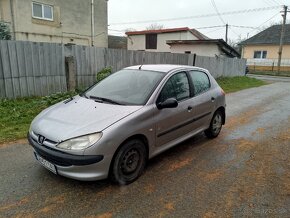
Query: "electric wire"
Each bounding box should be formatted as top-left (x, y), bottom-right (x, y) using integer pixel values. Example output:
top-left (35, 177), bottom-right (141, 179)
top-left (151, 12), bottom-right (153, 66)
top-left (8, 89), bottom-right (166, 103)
top-left (211, 0), bottom-right (226, 24)
top-left (109, 6), bottom-right (281, 25)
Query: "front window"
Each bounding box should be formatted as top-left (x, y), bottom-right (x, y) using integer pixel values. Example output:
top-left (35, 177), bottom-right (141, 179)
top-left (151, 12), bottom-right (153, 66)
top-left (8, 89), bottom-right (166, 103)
top-left (32, 2), bottom-right (53, 21)
top-left (253, 51), bottom-right (267, 59)
top-left (157, 72), bottom-right (190, 103)
top-left (85, 69), bottom-right (164, 105)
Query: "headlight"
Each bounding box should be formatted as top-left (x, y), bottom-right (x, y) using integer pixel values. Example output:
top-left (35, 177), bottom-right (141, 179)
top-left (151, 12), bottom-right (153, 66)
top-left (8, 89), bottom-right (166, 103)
top-left (57, 133), bottom-right (102, 150)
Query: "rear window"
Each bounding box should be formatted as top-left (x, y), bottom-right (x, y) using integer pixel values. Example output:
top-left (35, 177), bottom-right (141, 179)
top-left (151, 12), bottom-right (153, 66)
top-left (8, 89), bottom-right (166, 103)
top-left (189, 71), bottom-right (211, 95)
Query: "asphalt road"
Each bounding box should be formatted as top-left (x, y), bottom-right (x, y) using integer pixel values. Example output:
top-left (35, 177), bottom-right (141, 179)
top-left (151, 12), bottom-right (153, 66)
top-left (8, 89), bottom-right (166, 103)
top-left (1, 79), bottom-right (290, 218)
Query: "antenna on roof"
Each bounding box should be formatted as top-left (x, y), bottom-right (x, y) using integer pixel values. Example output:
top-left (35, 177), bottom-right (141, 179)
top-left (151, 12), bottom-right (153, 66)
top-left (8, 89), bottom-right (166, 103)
top-left (139, 65), bottom-right (143, 70)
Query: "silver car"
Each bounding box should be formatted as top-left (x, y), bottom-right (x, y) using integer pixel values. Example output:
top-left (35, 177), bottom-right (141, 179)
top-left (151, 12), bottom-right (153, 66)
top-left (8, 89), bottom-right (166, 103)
top-left (28, 65), bottom-right (226, 185)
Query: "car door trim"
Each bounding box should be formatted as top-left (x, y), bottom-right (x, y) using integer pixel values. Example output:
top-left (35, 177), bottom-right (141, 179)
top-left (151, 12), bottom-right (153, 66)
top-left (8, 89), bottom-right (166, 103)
top-left (157, 111), bottom-right (212, 137)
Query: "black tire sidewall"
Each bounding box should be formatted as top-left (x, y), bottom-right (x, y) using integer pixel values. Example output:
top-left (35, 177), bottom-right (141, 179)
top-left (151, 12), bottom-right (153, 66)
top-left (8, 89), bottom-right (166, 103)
top-left (205, 111), bottom-right (223, 138)
top-left (111, 139), bottom-right (147, 185)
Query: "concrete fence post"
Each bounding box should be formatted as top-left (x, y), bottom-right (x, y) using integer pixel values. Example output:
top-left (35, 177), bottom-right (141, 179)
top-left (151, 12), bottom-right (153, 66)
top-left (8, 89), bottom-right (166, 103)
top-left (65, 56), bottom-right (76, 91)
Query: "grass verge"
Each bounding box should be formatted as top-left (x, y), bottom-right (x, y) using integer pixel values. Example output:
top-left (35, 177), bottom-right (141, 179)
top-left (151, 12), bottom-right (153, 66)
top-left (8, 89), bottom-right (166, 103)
top-left (216, 76), bottom-right (267, 93)
top-left (0, 76), bottom-right (267, 144)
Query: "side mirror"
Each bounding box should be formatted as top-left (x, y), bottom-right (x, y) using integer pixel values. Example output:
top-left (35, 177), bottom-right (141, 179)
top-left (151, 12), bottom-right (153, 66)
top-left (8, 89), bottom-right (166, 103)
top-left (157, 98), bottom-right (178, 110)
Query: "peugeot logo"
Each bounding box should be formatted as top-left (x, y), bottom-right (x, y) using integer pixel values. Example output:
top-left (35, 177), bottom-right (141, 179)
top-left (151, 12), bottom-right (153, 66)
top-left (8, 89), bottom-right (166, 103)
top-left (38, 135), bottom-right (46, 145)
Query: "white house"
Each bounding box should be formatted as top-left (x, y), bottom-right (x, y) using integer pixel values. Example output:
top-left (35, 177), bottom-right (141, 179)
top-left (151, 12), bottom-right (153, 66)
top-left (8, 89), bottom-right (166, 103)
top-left (167, 39), bottom-right (240, 58)
top-left (126, 27), bottom-right (239, 58)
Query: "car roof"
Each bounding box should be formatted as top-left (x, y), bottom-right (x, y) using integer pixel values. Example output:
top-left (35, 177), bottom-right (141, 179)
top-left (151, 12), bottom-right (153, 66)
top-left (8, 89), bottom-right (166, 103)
top-left (125, 64), bottom-right (207, 74)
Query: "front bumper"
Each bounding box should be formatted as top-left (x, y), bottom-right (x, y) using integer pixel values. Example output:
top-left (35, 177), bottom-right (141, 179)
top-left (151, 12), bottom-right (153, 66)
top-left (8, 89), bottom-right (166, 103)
top-left (28, 133), bottom-right (110, 181)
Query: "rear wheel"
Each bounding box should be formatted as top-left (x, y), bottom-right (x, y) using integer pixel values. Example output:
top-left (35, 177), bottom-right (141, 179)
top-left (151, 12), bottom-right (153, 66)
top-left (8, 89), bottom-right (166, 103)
top-left (204, 110), bottom-right (223, 138)
top-left (110, 139), bottom-right (147, 185)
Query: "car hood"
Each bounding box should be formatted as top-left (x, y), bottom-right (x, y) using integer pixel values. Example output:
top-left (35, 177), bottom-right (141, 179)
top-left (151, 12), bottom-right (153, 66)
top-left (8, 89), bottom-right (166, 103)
top-left (31, 96), bottom-right (142, 142)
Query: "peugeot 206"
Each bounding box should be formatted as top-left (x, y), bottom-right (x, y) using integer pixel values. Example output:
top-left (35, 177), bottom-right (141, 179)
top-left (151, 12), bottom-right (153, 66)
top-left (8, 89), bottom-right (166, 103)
top-left (28, 65), bottom-right (226, 185)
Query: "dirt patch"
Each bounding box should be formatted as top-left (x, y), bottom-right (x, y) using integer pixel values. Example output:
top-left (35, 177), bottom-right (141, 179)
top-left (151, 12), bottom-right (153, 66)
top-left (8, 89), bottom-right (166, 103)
top-left (164, 202), bottom-right (175, 211)
top-left (198, 169), bottom-right (224, 182)
top-left (0, 197), bottom-right (29, 212)
top-left (144, 183), bottom-right (156, 194)
top-left (0, 138), bottom-right (27, 149)
top-left (167, 157), bottom-right (193, 172)
top-left (225, 109), bottom-right (261, 131)
top-left (85, 213), bottom-right (113, 218)
top-left (203, 211), bottom-right (217, 218)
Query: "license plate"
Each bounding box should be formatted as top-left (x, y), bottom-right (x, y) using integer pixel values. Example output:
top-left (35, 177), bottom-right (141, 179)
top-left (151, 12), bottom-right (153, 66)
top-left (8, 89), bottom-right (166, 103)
top-left (34, 152), bottom-right (57, 174)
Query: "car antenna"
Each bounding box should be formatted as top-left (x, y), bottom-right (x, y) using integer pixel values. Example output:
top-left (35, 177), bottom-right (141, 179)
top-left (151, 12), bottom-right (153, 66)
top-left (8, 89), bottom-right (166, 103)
top-left (139, 65), bottom-right (143, 70)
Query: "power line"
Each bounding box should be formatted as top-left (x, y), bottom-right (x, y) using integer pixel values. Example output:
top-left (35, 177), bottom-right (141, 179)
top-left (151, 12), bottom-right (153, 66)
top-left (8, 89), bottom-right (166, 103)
top-left (195, 25), bottom-right (225, 29)
top-left (230, 25), bottom-right (256, 29)
top-left (204, 27), bottom-right (225, 34)
top-left (229, 26), bottom-right (240, 37)
top-left (248, 12), bottom-right (281, 34)
top-left (109, 6), bottom-right (281, 25)
top-left (210, 0), bottom-right (226, 24)
top-left (269, 0), bottom-right (282, 5)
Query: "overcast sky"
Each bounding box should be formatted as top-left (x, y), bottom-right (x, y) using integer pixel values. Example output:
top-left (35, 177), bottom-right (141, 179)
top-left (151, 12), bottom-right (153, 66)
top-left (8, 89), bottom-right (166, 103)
top-left (108, 0), bottom-right (290, 42)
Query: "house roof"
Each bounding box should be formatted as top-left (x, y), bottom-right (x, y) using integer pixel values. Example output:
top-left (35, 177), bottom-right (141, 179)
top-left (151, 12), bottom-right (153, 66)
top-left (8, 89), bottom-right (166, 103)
top-left (240, 24), bottom-right (290, 45)
top-left (166, 39), bottom-right (240, 58)
top-left (108, 35), bottom-right (127, 49)
top-left (125, 27), bottom-right (208, 40)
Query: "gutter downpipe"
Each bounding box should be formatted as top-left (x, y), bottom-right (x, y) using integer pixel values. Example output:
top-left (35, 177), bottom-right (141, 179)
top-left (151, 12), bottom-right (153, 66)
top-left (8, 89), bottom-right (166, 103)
top-left (9, 0), bottom-right (16, 40)
top-left (91, 0), bottom-right (94, 46)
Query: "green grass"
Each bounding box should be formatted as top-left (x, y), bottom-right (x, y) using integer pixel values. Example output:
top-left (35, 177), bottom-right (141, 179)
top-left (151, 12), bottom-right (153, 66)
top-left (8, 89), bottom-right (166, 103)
top-left (216, 76), bottom-right (267, 93)
top-left (0, 76), bottom-right (267, 144)
top-left (249, 71), bottom-right (290, 77)
top-left (0, 92), bottom-right (77, 144)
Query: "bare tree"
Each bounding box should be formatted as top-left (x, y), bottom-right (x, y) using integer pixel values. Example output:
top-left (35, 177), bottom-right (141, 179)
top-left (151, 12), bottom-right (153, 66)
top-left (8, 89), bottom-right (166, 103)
top-left (124, 28), bottom-right (137, 33)
top-left (146, 23), bottom-right (165, 30)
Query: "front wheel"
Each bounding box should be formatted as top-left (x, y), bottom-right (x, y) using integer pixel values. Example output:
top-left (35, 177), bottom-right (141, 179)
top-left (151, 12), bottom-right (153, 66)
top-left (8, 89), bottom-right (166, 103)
top-left (110, 139), bottom-right (147, 185)
top-left (204, 111), bottom-right (223, 138)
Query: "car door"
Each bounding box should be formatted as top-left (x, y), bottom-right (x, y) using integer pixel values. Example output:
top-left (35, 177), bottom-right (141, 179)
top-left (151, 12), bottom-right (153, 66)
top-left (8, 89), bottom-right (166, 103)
top-left (155, 71), bottom-right (194, 147)
top-left (187, 70), bottom-right (215, 131)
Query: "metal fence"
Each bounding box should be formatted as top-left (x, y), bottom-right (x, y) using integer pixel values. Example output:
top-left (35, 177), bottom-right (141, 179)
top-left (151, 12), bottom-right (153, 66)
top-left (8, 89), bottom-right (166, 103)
top-left (0, 40), bottom-right (247, 99)
top-left (247, 58), bottom-right (290, 72)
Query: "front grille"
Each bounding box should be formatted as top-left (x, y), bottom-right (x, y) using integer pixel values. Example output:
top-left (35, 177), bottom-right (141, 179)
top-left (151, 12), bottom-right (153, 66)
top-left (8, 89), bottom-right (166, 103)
top-left (31, 131), bottom-right (58, 147)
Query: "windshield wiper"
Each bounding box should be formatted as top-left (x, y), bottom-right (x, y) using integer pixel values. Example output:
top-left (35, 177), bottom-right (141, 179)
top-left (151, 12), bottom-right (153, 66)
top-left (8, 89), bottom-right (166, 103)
top-left (89, 96), bottom-right (123, 105)
top-left (79, 92), bottom-right (88, 99)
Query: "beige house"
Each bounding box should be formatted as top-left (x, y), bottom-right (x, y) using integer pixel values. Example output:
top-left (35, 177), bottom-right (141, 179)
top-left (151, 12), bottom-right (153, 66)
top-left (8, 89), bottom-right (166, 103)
top-left (126, 27), bottom-right (209, 53)
top-left (240, 24), bottom-right (290, 69)
top-left (0, 0), bottom-right (108, 47)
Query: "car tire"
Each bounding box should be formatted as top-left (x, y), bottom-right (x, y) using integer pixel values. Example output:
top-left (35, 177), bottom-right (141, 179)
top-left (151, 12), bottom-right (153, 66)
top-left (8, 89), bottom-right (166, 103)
top-left (204, 110), bottom-right (223, 139)
top-left (110, 139), bottom-right (147, 185)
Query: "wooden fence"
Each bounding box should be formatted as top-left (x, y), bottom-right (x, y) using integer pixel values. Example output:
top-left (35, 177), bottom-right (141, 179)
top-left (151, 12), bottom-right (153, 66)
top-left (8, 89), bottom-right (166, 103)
top-left (0, 40), bottom-right (246, 98)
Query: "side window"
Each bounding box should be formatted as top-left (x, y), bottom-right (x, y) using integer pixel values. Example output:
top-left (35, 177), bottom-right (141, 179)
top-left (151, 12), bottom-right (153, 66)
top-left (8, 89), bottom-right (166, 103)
top-left (189, 71), bottom-right (210, 95)
top-left (158, 72), bottom-right (190, 103)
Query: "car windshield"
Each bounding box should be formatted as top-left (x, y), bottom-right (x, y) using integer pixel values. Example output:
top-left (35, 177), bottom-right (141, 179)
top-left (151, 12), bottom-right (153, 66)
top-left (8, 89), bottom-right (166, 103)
top-left (84, 69), bottom-right (164, 105)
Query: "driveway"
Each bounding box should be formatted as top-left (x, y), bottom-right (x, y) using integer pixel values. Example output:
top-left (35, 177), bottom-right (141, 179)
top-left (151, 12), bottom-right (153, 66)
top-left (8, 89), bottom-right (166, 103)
top-left (1, 81), bottom-right (290, 218)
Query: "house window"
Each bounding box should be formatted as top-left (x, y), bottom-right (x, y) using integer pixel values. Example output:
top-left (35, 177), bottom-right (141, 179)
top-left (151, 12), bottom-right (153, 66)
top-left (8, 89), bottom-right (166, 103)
top-left (146, 34), bottom-right (157, 49)
top-left (32, 2), bottom-right (53, 21)
top-left (253, 51), bottom-right (267, 59)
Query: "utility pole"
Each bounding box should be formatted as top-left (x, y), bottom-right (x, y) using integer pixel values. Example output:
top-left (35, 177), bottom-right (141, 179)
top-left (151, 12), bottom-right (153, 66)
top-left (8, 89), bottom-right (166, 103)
top-left (91, 0), bottom-right (95, 47)
top-left (225, 24), bottom-right (228, 43)
top-left (277, 5), bottom-right (288, 74)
